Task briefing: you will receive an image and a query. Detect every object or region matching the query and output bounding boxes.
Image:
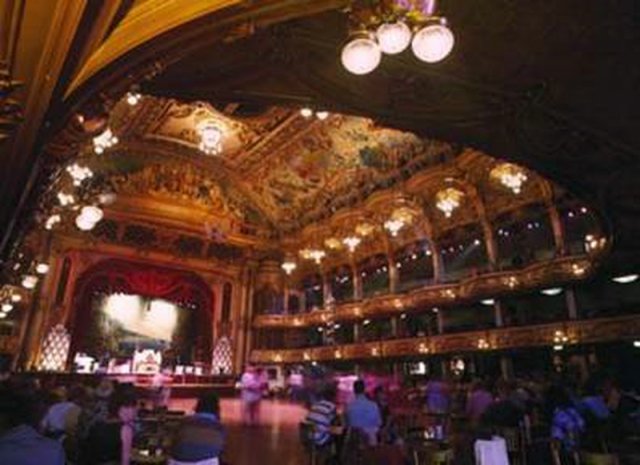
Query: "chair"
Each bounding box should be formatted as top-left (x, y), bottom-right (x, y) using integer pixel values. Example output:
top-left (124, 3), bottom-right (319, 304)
top-left (361, 445), bottom-right (406, 465)
top-left (299, 421), bottom-right (320, 465)
top-left (495, 426), bottom-right (526, 465)
top-left (580, 452), bottom-right (619, 465)
top-left (411, 444), bottom-right (453, 465)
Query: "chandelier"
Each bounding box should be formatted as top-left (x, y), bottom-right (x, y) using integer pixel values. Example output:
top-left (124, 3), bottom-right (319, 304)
top-left (75, 205), bottom-right (104, 231)
top-left (197, 121), bottom-right (223, 155)
top-left (281, 260), bottom-right (297, 275)
top-left (66, 163), bottom-right (93, 186)
top-left (384, 218), bottom-right (404, 237)
top-left (341, 0), bottom-right (454, 75)
top-left (356, 222), bottom-right (376, 237)
top-left (490, 163), bottom-right (528, 195)
top-left (342, 236), bottom-right (362, 252)
top-left (435, 187), bottom-right (464, 217)
top-left (384, 206), bottom-right (415, 236)
top-left (300, 248), bottom-right (326, 264)
top-left (324, 237), bottom-right (343, 250)
top-left (92, 127), bottom-right (118, 154)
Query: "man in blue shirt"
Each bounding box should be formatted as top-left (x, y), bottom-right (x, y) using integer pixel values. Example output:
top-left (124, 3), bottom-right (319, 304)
top-left (345, 379), bottom-right (382, 445)
top-left (0, 385), bottom-right (66, 465)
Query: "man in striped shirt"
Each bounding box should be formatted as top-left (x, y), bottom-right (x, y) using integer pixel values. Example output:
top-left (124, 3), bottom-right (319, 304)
top-left (305, 385), bottom-right (338, 446)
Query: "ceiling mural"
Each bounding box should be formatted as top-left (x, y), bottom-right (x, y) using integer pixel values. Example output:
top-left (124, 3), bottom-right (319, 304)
top-left (108, 97), bottom-right (460, 228)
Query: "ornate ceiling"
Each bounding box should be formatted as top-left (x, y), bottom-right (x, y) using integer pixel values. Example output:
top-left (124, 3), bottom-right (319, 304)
top-left (65, 94), bottom-right (573, 254)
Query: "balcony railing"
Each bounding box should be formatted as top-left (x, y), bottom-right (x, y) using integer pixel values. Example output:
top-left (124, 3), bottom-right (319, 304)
top-left (254, 256), bottom-right (592, 328)
top-left (250, 314), bottom-right (640, 364)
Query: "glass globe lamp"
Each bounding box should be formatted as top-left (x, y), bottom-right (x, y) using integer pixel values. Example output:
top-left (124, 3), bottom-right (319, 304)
top-left (341, 33), bottom-right (382, 75)
top-left (75, 214), bottom-right (96, 231)
top-left (411, 23), bottom-right (455, 63)
top-left (376, 21), bottom-right (412, 55)
top-left (81, 205), bottom-right (104, 224)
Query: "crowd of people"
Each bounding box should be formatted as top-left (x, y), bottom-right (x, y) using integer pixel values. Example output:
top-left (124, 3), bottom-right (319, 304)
top-left (300, 371), bottom-right (640, 464)
top-left (0, 374), bottom-right (225, 465)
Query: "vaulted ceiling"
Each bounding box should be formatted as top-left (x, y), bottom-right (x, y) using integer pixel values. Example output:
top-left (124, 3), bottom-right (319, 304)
top-left (1, 0), bottom-right (639, 274)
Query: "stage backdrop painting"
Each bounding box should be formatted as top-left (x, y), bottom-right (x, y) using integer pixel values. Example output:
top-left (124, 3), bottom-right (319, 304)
top-left (69, 259), bottom-right (214, 370)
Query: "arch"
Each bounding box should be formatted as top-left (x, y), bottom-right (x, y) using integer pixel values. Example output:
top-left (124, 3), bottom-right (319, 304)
top-left (68, 258), bottom-right (214, 364)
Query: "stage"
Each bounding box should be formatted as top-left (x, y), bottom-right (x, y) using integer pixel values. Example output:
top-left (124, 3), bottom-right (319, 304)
top-left (22, 371), bottom-right (238, 398)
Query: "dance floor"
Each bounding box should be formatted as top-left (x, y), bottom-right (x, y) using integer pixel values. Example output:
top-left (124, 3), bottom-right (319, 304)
top-left (169, 398), bottom-right (308, 465)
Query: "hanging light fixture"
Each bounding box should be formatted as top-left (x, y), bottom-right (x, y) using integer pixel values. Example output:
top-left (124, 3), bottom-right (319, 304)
top-left (281, 261), bottom-right (297, 275)
top-left (356, 222), bottom-right (375, 237)
top-left (490, 163), bottom-right (528, 195)
top-left (384, 219), bottom-right (405, 237)
top-left (66, 163), bottom-right (93, 186)
top-left (343, 236), bottom-right (362, 252)
top-left (45, 214), bottom-right (61, 230)
top-left (21, 275), bottom-right (38, 289)
top-left (341, 0), bottom-right (454, 74)
top-left (376, 21), bottom-right (412, 54)
top-left (411, 20), bottom-right (455, 63)
top-left (35, 263), bottom-right (50, 275)
top-left (197, 120), bottom-right (224, 155)
top-left (80, 205), bottom-right (104, 224)
top-left (341, 32), bottom-right (382, 75)
top-left (308, 249), bottom-right (326, 264)
top-left (435, 187), bottom-right (464, 217)
top-left (93, 127), bottom-right (118, 154)
top-left (126, 91), bottom-right (142, 106)
top-left (324, 238), bottom-right (343, 250)
top-left (1, 303), bottom-right (13, 312)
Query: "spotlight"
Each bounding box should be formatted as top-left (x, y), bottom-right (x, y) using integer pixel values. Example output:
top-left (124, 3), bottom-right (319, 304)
top-left (612, 274), bottom-right (639, 284)
top-left (541, 288), bottom-right (563, 296)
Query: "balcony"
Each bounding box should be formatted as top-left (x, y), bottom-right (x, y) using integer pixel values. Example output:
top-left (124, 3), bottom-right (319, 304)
top-left (254, 255), bottom-right (592, 329)
top-left (250, 314), bottom-right (640, 364)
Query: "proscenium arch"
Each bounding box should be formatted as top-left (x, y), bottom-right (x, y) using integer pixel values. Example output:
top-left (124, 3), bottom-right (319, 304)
top-left (67, 258), bottom-right (215, 366)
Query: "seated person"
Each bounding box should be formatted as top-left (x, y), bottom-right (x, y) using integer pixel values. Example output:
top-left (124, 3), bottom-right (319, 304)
top-left (0, 385), bottom-right (65, 465)
top-left (169, 393), bottom-right (225, 465)
top-left (41, 386), bottom-right (82, 440)
top-left (304, 385), bottom-right (338, 447)
top-left (345, 380), bottom-right (382, 446)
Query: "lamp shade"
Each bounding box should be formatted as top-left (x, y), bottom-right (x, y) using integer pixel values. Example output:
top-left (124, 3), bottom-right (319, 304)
top-left (81, 205), bottom-right (104, 224)
top-left (376, 21), bottom-right (412, 55)
top-left (411, 23), bottom-right (454, 63)
top-left (341, 35), bottom-right (382, 75)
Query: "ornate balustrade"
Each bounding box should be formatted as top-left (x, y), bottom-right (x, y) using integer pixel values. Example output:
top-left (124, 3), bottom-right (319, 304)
top-left (253, 256), bottom-right (592, 328)
top-left (250, 314), bottom-right (640, 364)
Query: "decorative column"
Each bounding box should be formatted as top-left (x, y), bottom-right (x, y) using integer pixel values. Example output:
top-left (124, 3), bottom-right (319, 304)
top-left (548, 204), bottom-right (566, 256)
top-left (431, 241), bottom-right (445, 283)
top-left (469, 187), bottom-right (498, 270)
top-left (235, 260), bottom-right (257, 372)
top-left (436, 310), bottom-right (445, 335)
top-left (390, 316), bottom-right (399, 339)
top-left (353, 322), bottom-right (361, 343)
top-left (494, 300), bottom-right (505, 327)
top-left (565, 288), bottom-right (578, 320)
top-left (351, 261), bottom-right (362, 301)
top-left (388, 254), bottom-right (399, 294)
top-left (322, 271), bottom-right (332, 307)
top-left (283, 283), bottom-right (290, 314)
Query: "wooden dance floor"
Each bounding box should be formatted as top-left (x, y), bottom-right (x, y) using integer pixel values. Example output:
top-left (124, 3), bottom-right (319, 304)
top-left (169, 398), bottom-right (308, 465)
